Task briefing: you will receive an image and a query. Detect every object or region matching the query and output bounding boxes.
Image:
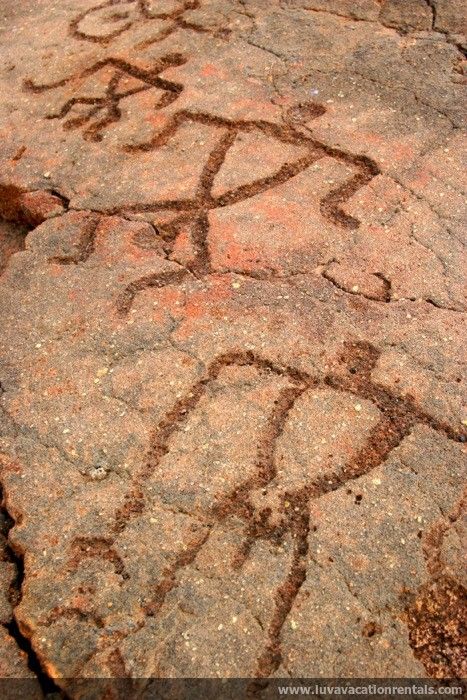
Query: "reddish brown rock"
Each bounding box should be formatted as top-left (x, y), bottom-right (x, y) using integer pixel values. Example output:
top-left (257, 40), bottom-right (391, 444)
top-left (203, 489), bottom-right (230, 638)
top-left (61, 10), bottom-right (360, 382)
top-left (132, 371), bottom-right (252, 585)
top-left (0, 628), bottom-right (43, 693)
top-left (433, 0), bottom-right (467, 35)
top-left (406, 575), bottom-right (467, 679)
top-left (0, 0), bottom-right (465, 690)
top-left (379, 0), bottom-right (433, 32)
top-left (0, 222), bottom-right (27, 276)
top-left (0, 186), bottom-right (65, 228)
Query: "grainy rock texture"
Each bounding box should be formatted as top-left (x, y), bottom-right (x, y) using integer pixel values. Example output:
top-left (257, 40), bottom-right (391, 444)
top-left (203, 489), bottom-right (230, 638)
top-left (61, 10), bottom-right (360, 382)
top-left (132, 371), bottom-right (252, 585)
top-left (0, 0), bottom-right (465, 692)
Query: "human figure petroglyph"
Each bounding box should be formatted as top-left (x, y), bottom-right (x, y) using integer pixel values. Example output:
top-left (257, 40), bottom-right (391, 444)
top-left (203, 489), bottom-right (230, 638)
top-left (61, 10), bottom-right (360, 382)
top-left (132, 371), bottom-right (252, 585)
top-left (26, 55), bottom-right (380, 299)
top-left (110, 102), bottom-right (379, 313)
top-left (64, 342), bottom-right (465, 677)
top-left (25, 9), bottom-right (381, 296)
top-left (25, 54), bottom-right (186, 142)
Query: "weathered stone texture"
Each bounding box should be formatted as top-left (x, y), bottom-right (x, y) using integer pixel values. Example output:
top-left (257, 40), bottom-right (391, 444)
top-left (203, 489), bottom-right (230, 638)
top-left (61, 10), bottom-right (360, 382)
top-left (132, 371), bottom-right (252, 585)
top-left (0, 0), bottom-right (465, 689)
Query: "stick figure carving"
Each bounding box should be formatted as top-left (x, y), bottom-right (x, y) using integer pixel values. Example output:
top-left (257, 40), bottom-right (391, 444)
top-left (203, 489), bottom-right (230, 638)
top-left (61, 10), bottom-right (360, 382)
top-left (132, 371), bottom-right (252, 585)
top-left (113, 103), bottom-right (380, 312)
top-left (26, 51), bottom-right (380, 301)
top-left (25, 54), bottom-right (186, 143)
top-left (63, 342), bottom-right (465, 677)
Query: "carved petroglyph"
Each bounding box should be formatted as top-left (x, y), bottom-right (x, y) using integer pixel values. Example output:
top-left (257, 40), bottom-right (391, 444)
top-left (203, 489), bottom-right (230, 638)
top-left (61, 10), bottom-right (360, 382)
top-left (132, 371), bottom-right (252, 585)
top-left (64, 343), bottom-right (465, 676)
top-left (25, 55), bottom-right (186, 142)
top-left (69, 0), bottom-right (212, 47)
top-left (110, 105), bottom-right (379, 310)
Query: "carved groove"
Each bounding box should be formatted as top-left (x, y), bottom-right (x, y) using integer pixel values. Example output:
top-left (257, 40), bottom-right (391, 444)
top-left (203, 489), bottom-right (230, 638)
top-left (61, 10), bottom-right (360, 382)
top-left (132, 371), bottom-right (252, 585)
top-left (110, 108), bottom-right (380, 311)
top-left (69, 0), bottom-right (210, 48)
top-left (48, 215), bottom-right (101, 264)
top-left (25, 55), bottom-right (186, 143)
top-left (66, 342), bottom-right (465, 676)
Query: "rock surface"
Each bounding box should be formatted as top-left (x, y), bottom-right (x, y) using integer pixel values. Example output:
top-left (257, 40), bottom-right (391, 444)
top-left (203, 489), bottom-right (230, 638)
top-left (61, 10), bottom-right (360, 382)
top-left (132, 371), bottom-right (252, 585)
top-left (0, 0), bottom-right (465, 691)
